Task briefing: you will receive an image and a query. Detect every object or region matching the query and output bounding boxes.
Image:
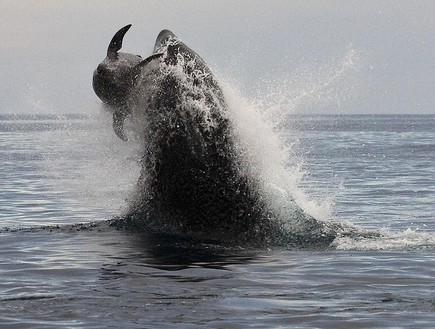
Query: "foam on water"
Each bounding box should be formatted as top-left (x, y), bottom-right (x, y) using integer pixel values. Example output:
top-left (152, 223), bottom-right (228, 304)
top-left (332, 228), bottom-right (435, 251)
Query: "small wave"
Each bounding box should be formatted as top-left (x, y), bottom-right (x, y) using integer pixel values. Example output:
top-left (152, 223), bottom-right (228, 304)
top-left (0, 113), bottom-right (91, 133)
top-left (0, 222), bottom-right (103, 234)
top-left (331, 227), bottom-right (435, 251)
top-left (1, 294), bottom-right (58, 302)
top-left (0, 113), bottom-right (88, 121)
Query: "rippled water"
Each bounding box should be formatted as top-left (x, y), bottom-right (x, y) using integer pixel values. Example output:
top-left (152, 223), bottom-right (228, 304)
top-left (1, 114), bottom-right (434, 328)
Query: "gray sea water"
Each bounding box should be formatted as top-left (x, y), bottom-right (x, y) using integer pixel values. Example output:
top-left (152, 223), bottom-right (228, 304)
top-left (0, 113), bottom-right (434, 328)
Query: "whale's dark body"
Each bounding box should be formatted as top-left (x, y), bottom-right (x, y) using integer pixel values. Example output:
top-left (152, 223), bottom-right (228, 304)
top-left (127, 29), bottom-right (281, 244)
top-left (93, 26), bottom-right (336, 247)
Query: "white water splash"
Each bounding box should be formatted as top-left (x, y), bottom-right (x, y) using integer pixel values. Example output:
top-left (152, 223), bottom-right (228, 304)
top-left (220, 79), bottom-right (334, 223)
top-left (43, 110), bottom-right (141, 221)
top-left (217, 53), bottom-right (363, 222)
top-left (253, 47), bottom-right (363, 126)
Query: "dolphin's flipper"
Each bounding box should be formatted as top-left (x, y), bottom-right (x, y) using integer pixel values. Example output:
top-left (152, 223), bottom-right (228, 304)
top-left (113, 109), bottom-right (129, 141)
top-left (137, 53), bottom-right (164, 68)
top-left (107, 24), bottom-right (132, 59)
top-left (131, 53), bottom-right (163, 79)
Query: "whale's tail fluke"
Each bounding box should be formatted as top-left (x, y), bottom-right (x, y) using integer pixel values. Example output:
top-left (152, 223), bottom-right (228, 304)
top-left (107, 24), bottom-right (132, 59)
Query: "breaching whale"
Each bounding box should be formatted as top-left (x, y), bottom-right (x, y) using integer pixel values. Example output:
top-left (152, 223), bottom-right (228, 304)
top-left (93, 25), bottom-right (336, 247)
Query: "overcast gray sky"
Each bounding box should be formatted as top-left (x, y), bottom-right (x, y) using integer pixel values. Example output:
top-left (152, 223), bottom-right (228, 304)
top-left (1, 0), bottom-right (434, 114)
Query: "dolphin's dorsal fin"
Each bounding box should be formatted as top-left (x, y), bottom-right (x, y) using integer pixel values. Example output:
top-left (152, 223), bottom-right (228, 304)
top-left (107, 24), bottom-right (132, 59)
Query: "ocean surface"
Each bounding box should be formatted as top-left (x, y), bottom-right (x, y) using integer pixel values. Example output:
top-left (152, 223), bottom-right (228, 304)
top-left (0, 113), bottom-right (434, 328)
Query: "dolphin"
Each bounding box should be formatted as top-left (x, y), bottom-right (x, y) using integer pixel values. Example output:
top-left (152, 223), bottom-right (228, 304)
top-left (92, 24), bottom-right (161, 141)
top-left (93, 26), bottom-right (337, 247)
